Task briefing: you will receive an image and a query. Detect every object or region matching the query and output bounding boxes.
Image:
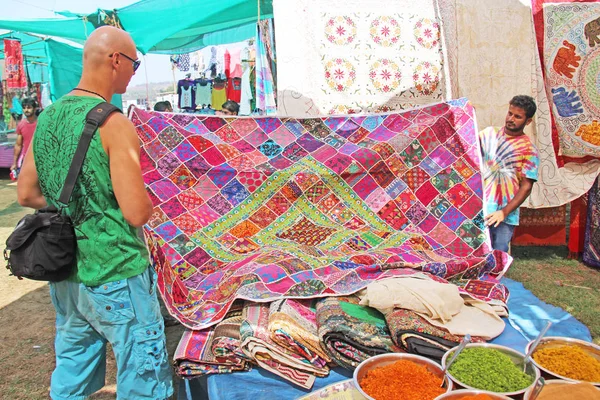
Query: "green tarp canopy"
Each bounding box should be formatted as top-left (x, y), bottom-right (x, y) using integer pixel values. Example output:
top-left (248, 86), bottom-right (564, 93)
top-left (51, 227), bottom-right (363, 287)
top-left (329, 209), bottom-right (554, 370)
top-left (0, 33), bottom-right (122, 107)
top-left (0, 0), bottom-right (273, 54)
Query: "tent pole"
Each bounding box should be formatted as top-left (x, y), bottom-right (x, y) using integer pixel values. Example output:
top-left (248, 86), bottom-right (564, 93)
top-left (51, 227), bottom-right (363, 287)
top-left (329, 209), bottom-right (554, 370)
top-left (143, 54), bottom-right (150, 109)
top-left (172, 63), bottom-right (177, 94)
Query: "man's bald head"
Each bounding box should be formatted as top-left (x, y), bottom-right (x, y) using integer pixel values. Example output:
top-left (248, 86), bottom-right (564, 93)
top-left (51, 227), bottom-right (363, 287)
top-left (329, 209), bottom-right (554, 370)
top-left (83, 26), bottom-right (136, 70)
top-left (79, 26), bottom-right (139, 95)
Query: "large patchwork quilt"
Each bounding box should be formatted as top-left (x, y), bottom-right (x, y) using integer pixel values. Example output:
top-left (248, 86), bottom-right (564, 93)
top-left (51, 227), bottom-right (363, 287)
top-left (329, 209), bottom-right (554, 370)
top-left (131, 98), bottom-right (511, 330)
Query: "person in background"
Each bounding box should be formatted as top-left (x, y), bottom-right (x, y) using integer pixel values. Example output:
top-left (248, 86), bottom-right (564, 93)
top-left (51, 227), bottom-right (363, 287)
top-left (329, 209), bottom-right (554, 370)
top-left (10, 97), bottom-right (38, 174)
top-left (17, 26), bottom-right (173, 400)
top-left (219, 100), bottom-right (239, 116)
top-left (9, 93), bottom-right (23, 128)
top-left (153, 101), bottom-right (173, 112)
top-left (479, 95), bottom-right (539, 252)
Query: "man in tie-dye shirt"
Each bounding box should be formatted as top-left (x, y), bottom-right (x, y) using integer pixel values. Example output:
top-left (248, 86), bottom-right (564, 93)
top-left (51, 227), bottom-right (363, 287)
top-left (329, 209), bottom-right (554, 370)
top-left (478, 95), bottom-right (539, 252)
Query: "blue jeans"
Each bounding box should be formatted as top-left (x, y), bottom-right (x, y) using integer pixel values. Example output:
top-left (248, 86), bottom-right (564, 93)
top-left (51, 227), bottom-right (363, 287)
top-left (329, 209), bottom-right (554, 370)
top-left (489, 222), bottom-right (516, 252)
top-left (48, 268), bottom-right (173, 400)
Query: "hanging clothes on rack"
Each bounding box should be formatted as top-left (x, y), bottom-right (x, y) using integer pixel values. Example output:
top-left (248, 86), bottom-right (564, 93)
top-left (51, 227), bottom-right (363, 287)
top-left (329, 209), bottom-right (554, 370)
top-left (227, 77), bottom-right (242, 103)
top-left (41, 83), bottom-right (52, 108)
top-left (255, 23), bottom-right (277, 115)
top-left (211, 78), bottom-right (227, 110)
top-left (195, 78), bottom-right (213, 108)
top-left (3, 39), bottom-right (27, 90)
top-left (239, 45), bottom-right (254, 115)
top-left (177, 78), bottom-right (196, 110)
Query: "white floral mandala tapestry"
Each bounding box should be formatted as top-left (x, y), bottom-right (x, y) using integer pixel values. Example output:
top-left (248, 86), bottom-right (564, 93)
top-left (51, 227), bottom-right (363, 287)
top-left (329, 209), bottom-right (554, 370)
top-left (274, 0), bottom-right (453, 116)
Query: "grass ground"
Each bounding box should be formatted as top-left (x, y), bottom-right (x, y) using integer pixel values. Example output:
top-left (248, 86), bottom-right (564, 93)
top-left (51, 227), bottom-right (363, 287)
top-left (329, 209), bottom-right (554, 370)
top-left (508, 246), bottom-right (600, 344)
top-left (0, 176), bottom-right (598, 398)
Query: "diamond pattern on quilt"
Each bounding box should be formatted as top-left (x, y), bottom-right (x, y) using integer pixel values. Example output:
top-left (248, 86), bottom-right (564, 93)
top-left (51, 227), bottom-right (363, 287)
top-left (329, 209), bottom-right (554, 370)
top-left (134, 99), bottom-right (509, 330)
top-left (276, 217), bottom-right (337, 246)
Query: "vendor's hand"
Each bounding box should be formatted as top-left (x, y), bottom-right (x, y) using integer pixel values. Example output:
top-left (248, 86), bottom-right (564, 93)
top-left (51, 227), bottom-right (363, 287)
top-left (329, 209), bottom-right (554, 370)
top-left (484, 210), bottom-right (505, 227)
top-left (10, 164), bottom-right (16, 172)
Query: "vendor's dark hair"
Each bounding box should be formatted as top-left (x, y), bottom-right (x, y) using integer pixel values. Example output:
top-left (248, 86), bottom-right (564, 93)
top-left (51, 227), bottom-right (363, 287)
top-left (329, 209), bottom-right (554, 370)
top-left (222, 100), bottom-right (239, 115)
top-left (154, 101), bottom-right (169, 112)
top-left (509, 95), bottom-right (537, 119)
top-left (21, 97), bottom-right (38, 108)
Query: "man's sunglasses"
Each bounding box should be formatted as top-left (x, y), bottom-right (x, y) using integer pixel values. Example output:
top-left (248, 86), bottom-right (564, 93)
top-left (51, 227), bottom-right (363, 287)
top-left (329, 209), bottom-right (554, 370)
top-left (109, 52), bottom-right (141, 72)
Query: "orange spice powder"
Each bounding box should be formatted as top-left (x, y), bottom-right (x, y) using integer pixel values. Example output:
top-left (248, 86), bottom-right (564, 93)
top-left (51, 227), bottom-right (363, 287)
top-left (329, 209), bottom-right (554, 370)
top-left (359, 359), bottom-right (446, 400)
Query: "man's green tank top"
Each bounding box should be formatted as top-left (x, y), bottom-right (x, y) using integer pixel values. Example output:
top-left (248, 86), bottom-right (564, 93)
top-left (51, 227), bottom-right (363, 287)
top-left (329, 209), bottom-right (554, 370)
top-left (33, 95), bottom-right (148, 286)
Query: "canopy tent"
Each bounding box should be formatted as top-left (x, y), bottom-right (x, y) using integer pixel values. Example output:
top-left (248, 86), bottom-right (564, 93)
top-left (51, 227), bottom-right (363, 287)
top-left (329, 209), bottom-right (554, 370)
top-left (0, 0), bottom-right (273, 55)
top-left (0, 33), bottom-right (122, 106)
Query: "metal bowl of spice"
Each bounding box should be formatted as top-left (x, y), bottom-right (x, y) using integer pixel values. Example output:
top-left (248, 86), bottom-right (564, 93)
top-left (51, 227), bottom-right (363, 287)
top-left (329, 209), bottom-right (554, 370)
top-left (353, 353), bottom-right (452, 400)
top-left (441, 343), bottom-right (540, 396)
top-left (434, 389), bottom-right (512, 400)
top-left (526, 336), bottom-right (600, 386)
top-left (523, 379), bottom-right (600, 399)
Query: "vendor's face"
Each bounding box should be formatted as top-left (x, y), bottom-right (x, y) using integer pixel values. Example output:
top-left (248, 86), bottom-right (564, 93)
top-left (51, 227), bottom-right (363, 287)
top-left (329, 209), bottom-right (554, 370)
top-left (504, 105), bottom-right (531, 133)
top-left (23, 105), bottom-right (36, 117)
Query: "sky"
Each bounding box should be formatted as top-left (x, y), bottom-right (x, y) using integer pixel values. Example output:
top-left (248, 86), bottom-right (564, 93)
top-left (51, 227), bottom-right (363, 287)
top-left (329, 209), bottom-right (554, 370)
top-left (1, 0), bottom-right (177, 87)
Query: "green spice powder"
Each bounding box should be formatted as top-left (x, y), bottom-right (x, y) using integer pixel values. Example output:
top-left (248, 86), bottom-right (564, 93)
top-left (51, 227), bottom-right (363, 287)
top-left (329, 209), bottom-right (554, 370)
top-left (448, 347), bottom-right (533, 393)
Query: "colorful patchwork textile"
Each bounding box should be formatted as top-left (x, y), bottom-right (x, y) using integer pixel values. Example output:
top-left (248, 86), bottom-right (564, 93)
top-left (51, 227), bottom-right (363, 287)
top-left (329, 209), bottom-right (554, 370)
top-left (268, 299), bottom-right (331, 368)
top-left (173, 304), bottom-right (251, 378)
top-left (240, 302), bottom-right (328, 389)
top-left (132, 98), bottom-right (511, 331)
top-left (316, 296), bottom-right (400, 369)
top-left (385, 308), bottom-right (484, 363)
top-left (210, 301), bottom-right (248, 361)
top-left (584, 177), bottom-right (600, 268)
top-left (543, 3), bottom-right (600, 158)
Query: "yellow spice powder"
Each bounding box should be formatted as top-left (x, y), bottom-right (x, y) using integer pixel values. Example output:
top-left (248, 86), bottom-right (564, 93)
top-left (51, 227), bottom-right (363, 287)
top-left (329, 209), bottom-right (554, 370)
top-left (537, 382), bottom-right (600, 400)
top-left (533, 345), bottom-right (600, 382)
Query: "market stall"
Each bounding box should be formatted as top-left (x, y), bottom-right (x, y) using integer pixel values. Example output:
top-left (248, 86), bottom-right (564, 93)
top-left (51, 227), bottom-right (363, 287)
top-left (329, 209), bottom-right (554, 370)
top-left (2, 1), bottom-right (600, 399)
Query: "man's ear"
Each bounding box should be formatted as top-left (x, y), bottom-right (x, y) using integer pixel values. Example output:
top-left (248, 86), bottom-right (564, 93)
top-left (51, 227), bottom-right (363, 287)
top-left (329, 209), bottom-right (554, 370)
top-left (525, 117), bottom-right (533, 126)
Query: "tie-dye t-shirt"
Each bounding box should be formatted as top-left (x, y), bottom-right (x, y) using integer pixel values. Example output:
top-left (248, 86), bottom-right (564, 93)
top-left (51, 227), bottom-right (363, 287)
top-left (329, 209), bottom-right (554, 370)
top-left (478, 127), bottom-right (539, 226)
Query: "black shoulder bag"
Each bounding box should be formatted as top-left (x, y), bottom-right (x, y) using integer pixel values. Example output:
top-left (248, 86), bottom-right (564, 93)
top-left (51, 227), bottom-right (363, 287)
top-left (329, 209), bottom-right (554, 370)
top-left (4, 102), bottom-right (121, 281)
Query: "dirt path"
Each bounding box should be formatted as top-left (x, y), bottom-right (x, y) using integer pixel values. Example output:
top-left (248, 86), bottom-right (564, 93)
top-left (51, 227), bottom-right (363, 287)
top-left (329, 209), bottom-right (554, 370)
top-left (0, 178), bottom-right (183, 399)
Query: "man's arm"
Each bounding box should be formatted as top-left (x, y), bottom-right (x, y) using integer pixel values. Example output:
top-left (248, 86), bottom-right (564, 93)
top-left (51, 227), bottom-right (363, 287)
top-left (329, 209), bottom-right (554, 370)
top-left (100, 113), bottom-right (153, 227)
top-left (11, 134), bottom-right (23, 171)
top-left (17, 145), bottom-right (47, 209)
top-left (485, 178), bottom-right (534, 227)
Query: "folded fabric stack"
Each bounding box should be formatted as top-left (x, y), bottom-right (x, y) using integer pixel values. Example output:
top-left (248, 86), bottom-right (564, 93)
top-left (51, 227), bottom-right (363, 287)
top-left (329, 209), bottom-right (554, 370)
top-left (385, 308), bottom-right (484, 362)
top-left (211, 302), bottom-right (249, 362)
top-left (358, 275), bottom-right (506, 362)
top-left (240, 302), bottom-right (329, 389)
top-left (174, 303), bottom-right (251, 378)
top-left (268, 299), bottom-right (331, 369)
top-left (173, 273), bottom-right (510, 385)
top-left (316, 296), bottom-right (400, 369)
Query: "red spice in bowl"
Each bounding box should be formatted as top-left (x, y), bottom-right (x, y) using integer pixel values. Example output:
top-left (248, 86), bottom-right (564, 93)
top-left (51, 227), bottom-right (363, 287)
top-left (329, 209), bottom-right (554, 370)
top-left (359, 359), bottom-right (446, 400)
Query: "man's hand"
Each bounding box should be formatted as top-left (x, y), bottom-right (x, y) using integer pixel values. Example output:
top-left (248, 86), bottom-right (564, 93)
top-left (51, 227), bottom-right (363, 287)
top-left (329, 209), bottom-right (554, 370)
top-left (485, 210), bottom-right (506, 227)
top-left (10, 163), bottom-right (17, 171)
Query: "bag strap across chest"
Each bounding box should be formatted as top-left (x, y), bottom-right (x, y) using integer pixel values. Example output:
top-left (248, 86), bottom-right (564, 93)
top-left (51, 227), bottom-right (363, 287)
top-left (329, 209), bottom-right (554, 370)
top-left (58, 102), bottom-right (121, 206)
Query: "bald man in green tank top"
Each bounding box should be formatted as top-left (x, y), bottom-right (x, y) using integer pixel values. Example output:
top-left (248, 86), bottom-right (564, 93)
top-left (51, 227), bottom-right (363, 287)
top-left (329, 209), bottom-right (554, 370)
top-left (17, 26), bottom-right (173, 400)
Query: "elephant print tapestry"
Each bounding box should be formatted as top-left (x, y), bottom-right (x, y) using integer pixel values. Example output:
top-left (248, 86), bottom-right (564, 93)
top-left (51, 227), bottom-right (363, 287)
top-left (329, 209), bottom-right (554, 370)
top-left (544, 3), bottom-right (600, 158)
